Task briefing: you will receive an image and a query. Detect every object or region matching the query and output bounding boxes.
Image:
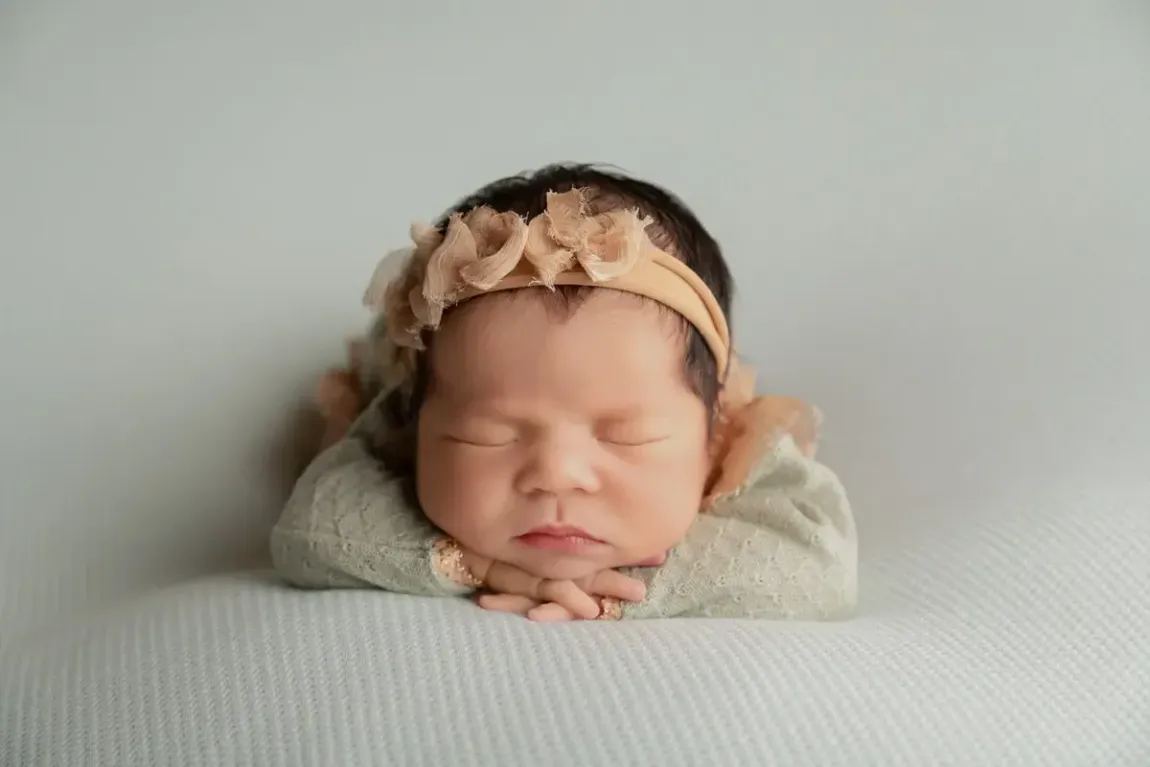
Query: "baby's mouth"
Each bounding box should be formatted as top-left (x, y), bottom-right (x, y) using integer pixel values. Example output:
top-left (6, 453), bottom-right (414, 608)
top-left (515, 524), bottom-right (605, 552)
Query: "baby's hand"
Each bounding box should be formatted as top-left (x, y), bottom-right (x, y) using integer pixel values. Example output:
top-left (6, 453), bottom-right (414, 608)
top-left (475, 563), bottom-right (647, 622)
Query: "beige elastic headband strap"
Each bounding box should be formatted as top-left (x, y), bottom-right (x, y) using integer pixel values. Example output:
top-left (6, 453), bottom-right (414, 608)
top-left (453, 250), bottom-right (730, 375)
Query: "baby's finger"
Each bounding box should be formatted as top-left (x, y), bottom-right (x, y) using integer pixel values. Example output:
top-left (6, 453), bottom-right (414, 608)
top-left (480, 562), bottom-right (602, 618)
top-left (536, 580), bottom-right (602, 620)
top-left (526, 602), bottom-right (578, 622)
top-left (483, 561), bottom-right (546, 598)
top-left (588, 570), bottom-right (647, 603)
top-left (477, 594), bottom-right (539, 615)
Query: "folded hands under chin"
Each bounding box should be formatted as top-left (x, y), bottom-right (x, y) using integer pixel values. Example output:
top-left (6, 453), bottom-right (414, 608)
top-left (456, 544), bottom-right (665, 622)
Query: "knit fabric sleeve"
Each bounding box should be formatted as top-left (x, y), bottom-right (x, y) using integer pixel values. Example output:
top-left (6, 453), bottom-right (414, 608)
top-left (619, 435), bottom-right (858, 620)
top-left (269, 401), bottom-right (470, 597)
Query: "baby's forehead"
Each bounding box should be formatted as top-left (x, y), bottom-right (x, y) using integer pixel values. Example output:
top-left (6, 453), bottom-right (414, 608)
top-left (426, 289), bottom-right (691, 402)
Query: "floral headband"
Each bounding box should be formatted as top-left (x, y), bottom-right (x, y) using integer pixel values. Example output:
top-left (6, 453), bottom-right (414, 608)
top-left (362, 188), bottom-right (731, 383)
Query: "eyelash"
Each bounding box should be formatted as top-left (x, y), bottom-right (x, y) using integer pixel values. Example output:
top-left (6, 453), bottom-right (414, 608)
top-left (446, 431), bottom-right (670, 448)
top-left (599, 435), bottom-right (670, 447)
top-left (448, 436), bottom-right (517, 448)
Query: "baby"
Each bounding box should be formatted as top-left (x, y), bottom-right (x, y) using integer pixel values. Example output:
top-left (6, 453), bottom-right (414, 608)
top-left (271, 163), bottom-right (858, 621)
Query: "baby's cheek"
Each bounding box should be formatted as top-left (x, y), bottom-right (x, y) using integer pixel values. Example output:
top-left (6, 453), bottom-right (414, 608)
top-left (417, 456), bottom-right (506, 549)
top-left (634, 453), bottom-right (703, 542)
top-left (619, 470), bottom-right (704, 553)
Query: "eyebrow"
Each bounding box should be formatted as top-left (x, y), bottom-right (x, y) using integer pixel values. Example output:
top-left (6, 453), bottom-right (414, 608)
top-left (595, 404), bottom-right (656, 422)
top-left (426, 384), bottom-right (519, 417)
top-left (430, 390), bottom-right (659, 423)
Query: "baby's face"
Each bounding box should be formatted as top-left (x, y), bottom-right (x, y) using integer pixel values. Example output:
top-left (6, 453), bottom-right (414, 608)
top-left (416, 290), bottom-right (712, 581)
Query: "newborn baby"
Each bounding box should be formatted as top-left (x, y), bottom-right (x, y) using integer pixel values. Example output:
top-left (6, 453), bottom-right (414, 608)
top-left (271, 163), bottom-right (857, 621)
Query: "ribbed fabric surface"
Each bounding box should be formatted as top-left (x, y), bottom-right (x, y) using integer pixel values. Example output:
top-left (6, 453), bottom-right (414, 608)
top-left (3, 477), bottom-right (1148, 766)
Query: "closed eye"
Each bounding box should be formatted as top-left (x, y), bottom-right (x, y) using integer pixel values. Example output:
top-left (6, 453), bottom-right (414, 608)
top-left (596, 416), bottom-right (673, 447)
top-left (447, 435), bottom-right (517, 448)
top-left (599, 434), bottom-right (671, 447)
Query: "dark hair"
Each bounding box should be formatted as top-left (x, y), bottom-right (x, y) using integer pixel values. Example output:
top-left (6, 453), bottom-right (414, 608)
top-left (373, 162), bottom-right (734, 480)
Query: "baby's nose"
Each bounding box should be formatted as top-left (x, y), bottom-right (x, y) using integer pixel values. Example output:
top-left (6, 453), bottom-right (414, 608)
top-left (516, 438), bottom-right (601, 496)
